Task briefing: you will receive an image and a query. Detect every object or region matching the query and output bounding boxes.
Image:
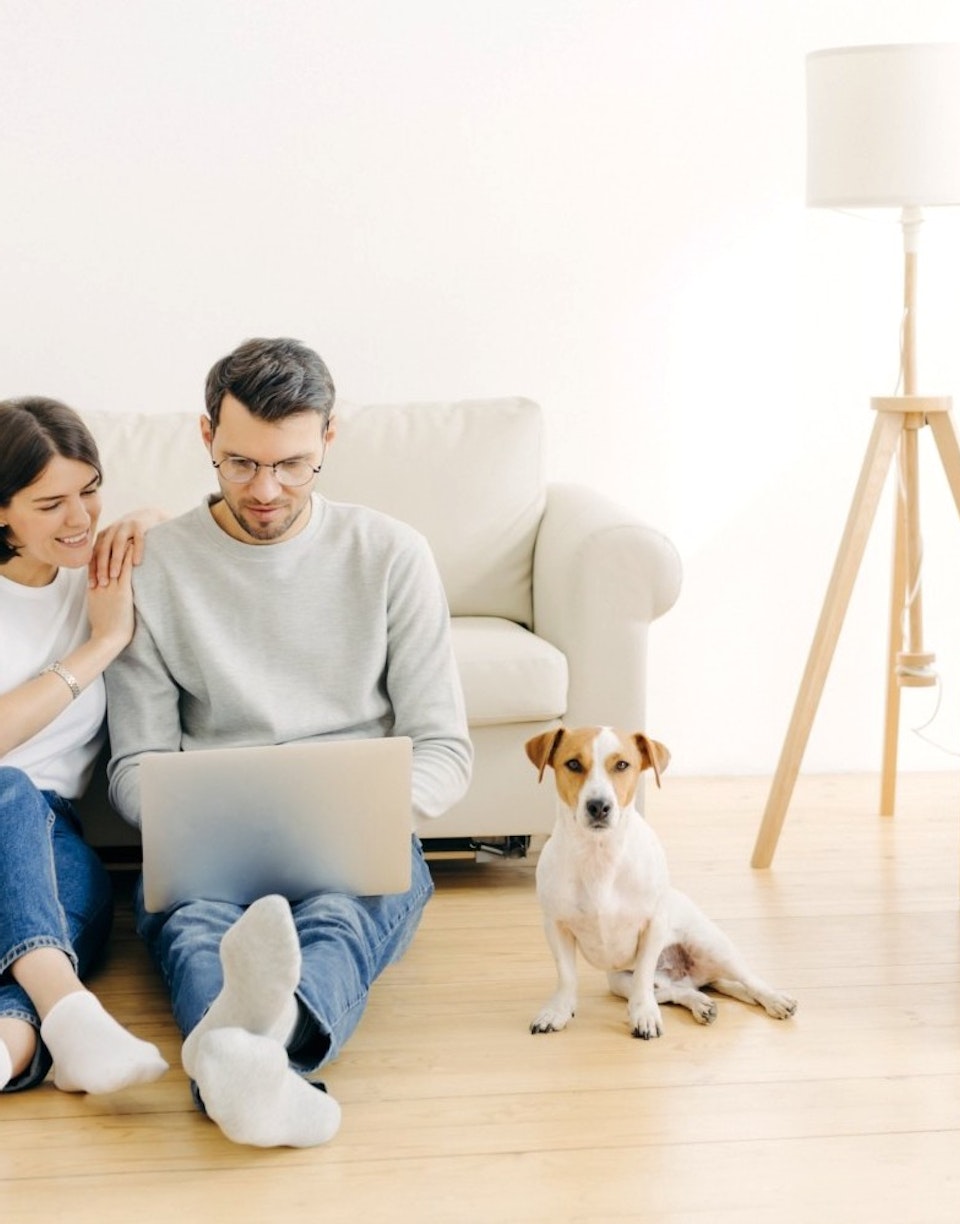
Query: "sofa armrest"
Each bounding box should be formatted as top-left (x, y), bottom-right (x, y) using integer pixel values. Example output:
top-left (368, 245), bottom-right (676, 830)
top-left (532, 482), bottom-right (682, 729)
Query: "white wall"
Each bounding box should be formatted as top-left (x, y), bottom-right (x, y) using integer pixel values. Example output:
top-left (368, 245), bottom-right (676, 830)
top-left (3, 0), bottom-right (960, 776)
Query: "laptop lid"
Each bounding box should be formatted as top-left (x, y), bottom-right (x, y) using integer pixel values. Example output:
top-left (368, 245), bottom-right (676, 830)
top-left (139, 737), bottom-right (413, 912)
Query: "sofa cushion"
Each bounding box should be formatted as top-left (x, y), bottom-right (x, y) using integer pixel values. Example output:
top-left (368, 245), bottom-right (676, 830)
top-left (324, 399), bottom-right (545, 625)
top-left (451, 617), bottom-right (567, 726)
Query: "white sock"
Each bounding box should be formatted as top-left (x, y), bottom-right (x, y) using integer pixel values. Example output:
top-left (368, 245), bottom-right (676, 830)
top-left (181, 894), bottom-right (301, 1081)
top-left (40, 992), bottom-right (168, 1094)
top-left (194, 1028), bottom-right (341, 1148)
top-left (0, 1041), bottom-right (12, 1091)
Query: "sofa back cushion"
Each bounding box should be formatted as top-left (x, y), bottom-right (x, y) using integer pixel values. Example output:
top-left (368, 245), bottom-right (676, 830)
top-left (325, 399), bottom-right (544, 624)
top-left (86, 397), bottom-right (545, 625)
top-left (86, 409), bottom-right (216, 522)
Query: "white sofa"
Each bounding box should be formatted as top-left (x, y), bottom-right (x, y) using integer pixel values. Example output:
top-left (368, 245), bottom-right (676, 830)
top-left (77, 397), bottom-right (682, 855)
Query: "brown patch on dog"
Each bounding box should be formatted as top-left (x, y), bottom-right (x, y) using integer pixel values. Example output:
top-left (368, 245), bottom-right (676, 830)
top-left (634, 733), bottom-right (670, 788)
top-left (524, 727), bottom-right (567, 781)
top-left (600, 733), bottom-right (644, 809)
top-left (549, 727), bottom-right (606, 810)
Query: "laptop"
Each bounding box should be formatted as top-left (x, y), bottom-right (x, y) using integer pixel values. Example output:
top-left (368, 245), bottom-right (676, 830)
top-left (138, 737), bottom-right (413, 912)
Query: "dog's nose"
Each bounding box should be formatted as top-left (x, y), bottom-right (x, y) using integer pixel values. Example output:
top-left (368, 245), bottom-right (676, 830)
top-left (585, 797), bottom-right (611, 825)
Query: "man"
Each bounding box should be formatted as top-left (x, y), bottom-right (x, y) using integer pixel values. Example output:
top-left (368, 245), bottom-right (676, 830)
top-left (106, 337), bottom-right (472, 1148)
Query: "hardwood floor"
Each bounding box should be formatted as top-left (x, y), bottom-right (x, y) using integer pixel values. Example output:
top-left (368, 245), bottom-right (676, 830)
top-left (3, 773), bottom-right (959, 1223)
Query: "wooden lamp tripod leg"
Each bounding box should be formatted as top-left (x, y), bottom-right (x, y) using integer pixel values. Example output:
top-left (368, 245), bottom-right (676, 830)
top-left (750, 409), bottom-right (904, 868)
top-left (927, 409), bottom-right (960, 519)
top-left (879, 458), bottom-right (908, 815)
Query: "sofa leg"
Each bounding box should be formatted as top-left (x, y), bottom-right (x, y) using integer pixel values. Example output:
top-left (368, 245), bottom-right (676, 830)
top-left (422, 835), bottom-right (531, 861)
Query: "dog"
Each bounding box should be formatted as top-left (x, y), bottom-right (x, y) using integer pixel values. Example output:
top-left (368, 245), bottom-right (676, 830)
top-left (525, 725), bottom-right (797, 1039)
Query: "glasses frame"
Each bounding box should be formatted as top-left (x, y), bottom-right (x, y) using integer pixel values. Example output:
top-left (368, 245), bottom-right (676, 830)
top-left (211, 448), bottom-right (325, 488)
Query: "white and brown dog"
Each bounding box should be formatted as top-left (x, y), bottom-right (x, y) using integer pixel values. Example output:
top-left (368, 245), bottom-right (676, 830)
top-left (526, 726), bottom-right (797, 1039)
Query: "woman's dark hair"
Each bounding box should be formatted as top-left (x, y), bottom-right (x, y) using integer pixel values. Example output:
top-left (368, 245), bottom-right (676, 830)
top-left (0, 396), bottom-right (102, 565)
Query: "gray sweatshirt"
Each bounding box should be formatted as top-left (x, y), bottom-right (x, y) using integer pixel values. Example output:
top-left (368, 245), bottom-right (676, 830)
top-left (106, 494), bottom-right (472, 827)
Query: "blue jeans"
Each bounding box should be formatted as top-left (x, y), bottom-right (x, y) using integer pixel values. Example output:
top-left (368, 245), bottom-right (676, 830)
top-left (135, 837), bottom-right (433, 1085)
top-left (0, 766), bottom-right (114, 1093)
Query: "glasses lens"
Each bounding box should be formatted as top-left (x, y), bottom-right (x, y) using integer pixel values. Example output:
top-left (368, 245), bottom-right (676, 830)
top-left (218, 458), bottom-right (257, 483)
top-left (273, 460), bottom-right (316, 486)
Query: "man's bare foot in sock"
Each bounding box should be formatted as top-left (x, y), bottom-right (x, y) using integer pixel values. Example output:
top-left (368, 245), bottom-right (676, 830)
top-left (181, 894), bottom-right (301, 1081)
top-left (194, 1028), bottom-right (341, 1148)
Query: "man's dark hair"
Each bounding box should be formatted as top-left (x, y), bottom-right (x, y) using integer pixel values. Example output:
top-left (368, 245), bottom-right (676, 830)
top-left (205, 338), bottom-right (336, 432)
top-left (0, 397), bottom-right (102, 565)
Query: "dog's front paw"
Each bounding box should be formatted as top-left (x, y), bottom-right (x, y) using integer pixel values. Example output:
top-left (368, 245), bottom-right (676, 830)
top-left (690, 993), bottom-right (718, 1025)
top-left (763, 991), bottom-right (798, 1020)
top-left (530, 1000), bottom-right (575, 1034)
top-left (629, 999), bottom-right (663, 1040)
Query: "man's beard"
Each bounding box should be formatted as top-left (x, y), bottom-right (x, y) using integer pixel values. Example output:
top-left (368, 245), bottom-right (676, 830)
top-left (222, 494), bottom-right (310, 542)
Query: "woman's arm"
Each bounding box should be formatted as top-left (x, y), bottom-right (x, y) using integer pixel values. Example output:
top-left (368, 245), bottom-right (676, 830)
top-left (0, 551), bottom-right (134, 758)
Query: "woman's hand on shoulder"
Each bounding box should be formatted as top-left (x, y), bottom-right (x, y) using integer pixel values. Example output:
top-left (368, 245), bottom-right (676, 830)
top-left (89, 508), bottom-right (167, 588)
top-left (86, 545), bottom-right (135, 652)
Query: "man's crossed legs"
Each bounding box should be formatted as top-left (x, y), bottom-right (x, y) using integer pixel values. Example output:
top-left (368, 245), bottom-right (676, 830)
top-left (136, 841), bottom-right (434, 1148)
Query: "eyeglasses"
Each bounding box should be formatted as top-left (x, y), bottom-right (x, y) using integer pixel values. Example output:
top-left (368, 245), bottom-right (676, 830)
top-left (211, 456), bottom-right (323, 487)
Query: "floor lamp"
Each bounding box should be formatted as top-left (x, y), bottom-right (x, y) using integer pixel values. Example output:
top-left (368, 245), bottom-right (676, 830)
top-left (752, 43), bottom-right (960, 868)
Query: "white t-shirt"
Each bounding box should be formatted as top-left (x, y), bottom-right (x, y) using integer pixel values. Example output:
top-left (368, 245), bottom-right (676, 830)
top-left (0, 566), bottom-right (106, 798)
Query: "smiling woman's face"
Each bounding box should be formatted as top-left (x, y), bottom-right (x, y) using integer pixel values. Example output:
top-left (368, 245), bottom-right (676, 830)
top-left (0, 454), bottom-right (102, 584)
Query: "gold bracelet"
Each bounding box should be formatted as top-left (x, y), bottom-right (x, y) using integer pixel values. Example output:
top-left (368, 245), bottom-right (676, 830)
top-left (41, 661), bottom-right (81, 700)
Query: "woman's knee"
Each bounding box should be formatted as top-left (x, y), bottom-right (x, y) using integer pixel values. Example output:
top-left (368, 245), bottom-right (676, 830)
top-left (0, 767), bottom-right (46, 818)
top-left (0, 769), bottom-right (56, 860)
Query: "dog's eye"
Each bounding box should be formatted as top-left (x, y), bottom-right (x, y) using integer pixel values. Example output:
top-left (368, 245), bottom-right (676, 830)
top-left (613, 760), bottom-right (630, 772)
top-left (564, 759), bottom-right (584, 774)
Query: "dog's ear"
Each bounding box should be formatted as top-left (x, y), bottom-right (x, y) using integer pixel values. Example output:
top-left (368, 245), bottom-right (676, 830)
top-left (525, 727), bottom-right (566, 782)
top-left (634, 734), bottom-right (670, 789)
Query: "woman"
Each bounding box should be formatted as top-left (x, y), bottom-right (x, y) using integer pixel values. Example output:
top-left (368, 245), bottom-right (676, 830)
top-left (0, 395), bottom-right (168, 1094)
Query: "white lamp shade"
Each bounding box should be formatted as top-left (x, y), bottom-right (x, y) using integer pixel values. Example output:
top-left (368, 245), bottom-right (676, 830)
top-left (807, 43), bottom-right (960, 208)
